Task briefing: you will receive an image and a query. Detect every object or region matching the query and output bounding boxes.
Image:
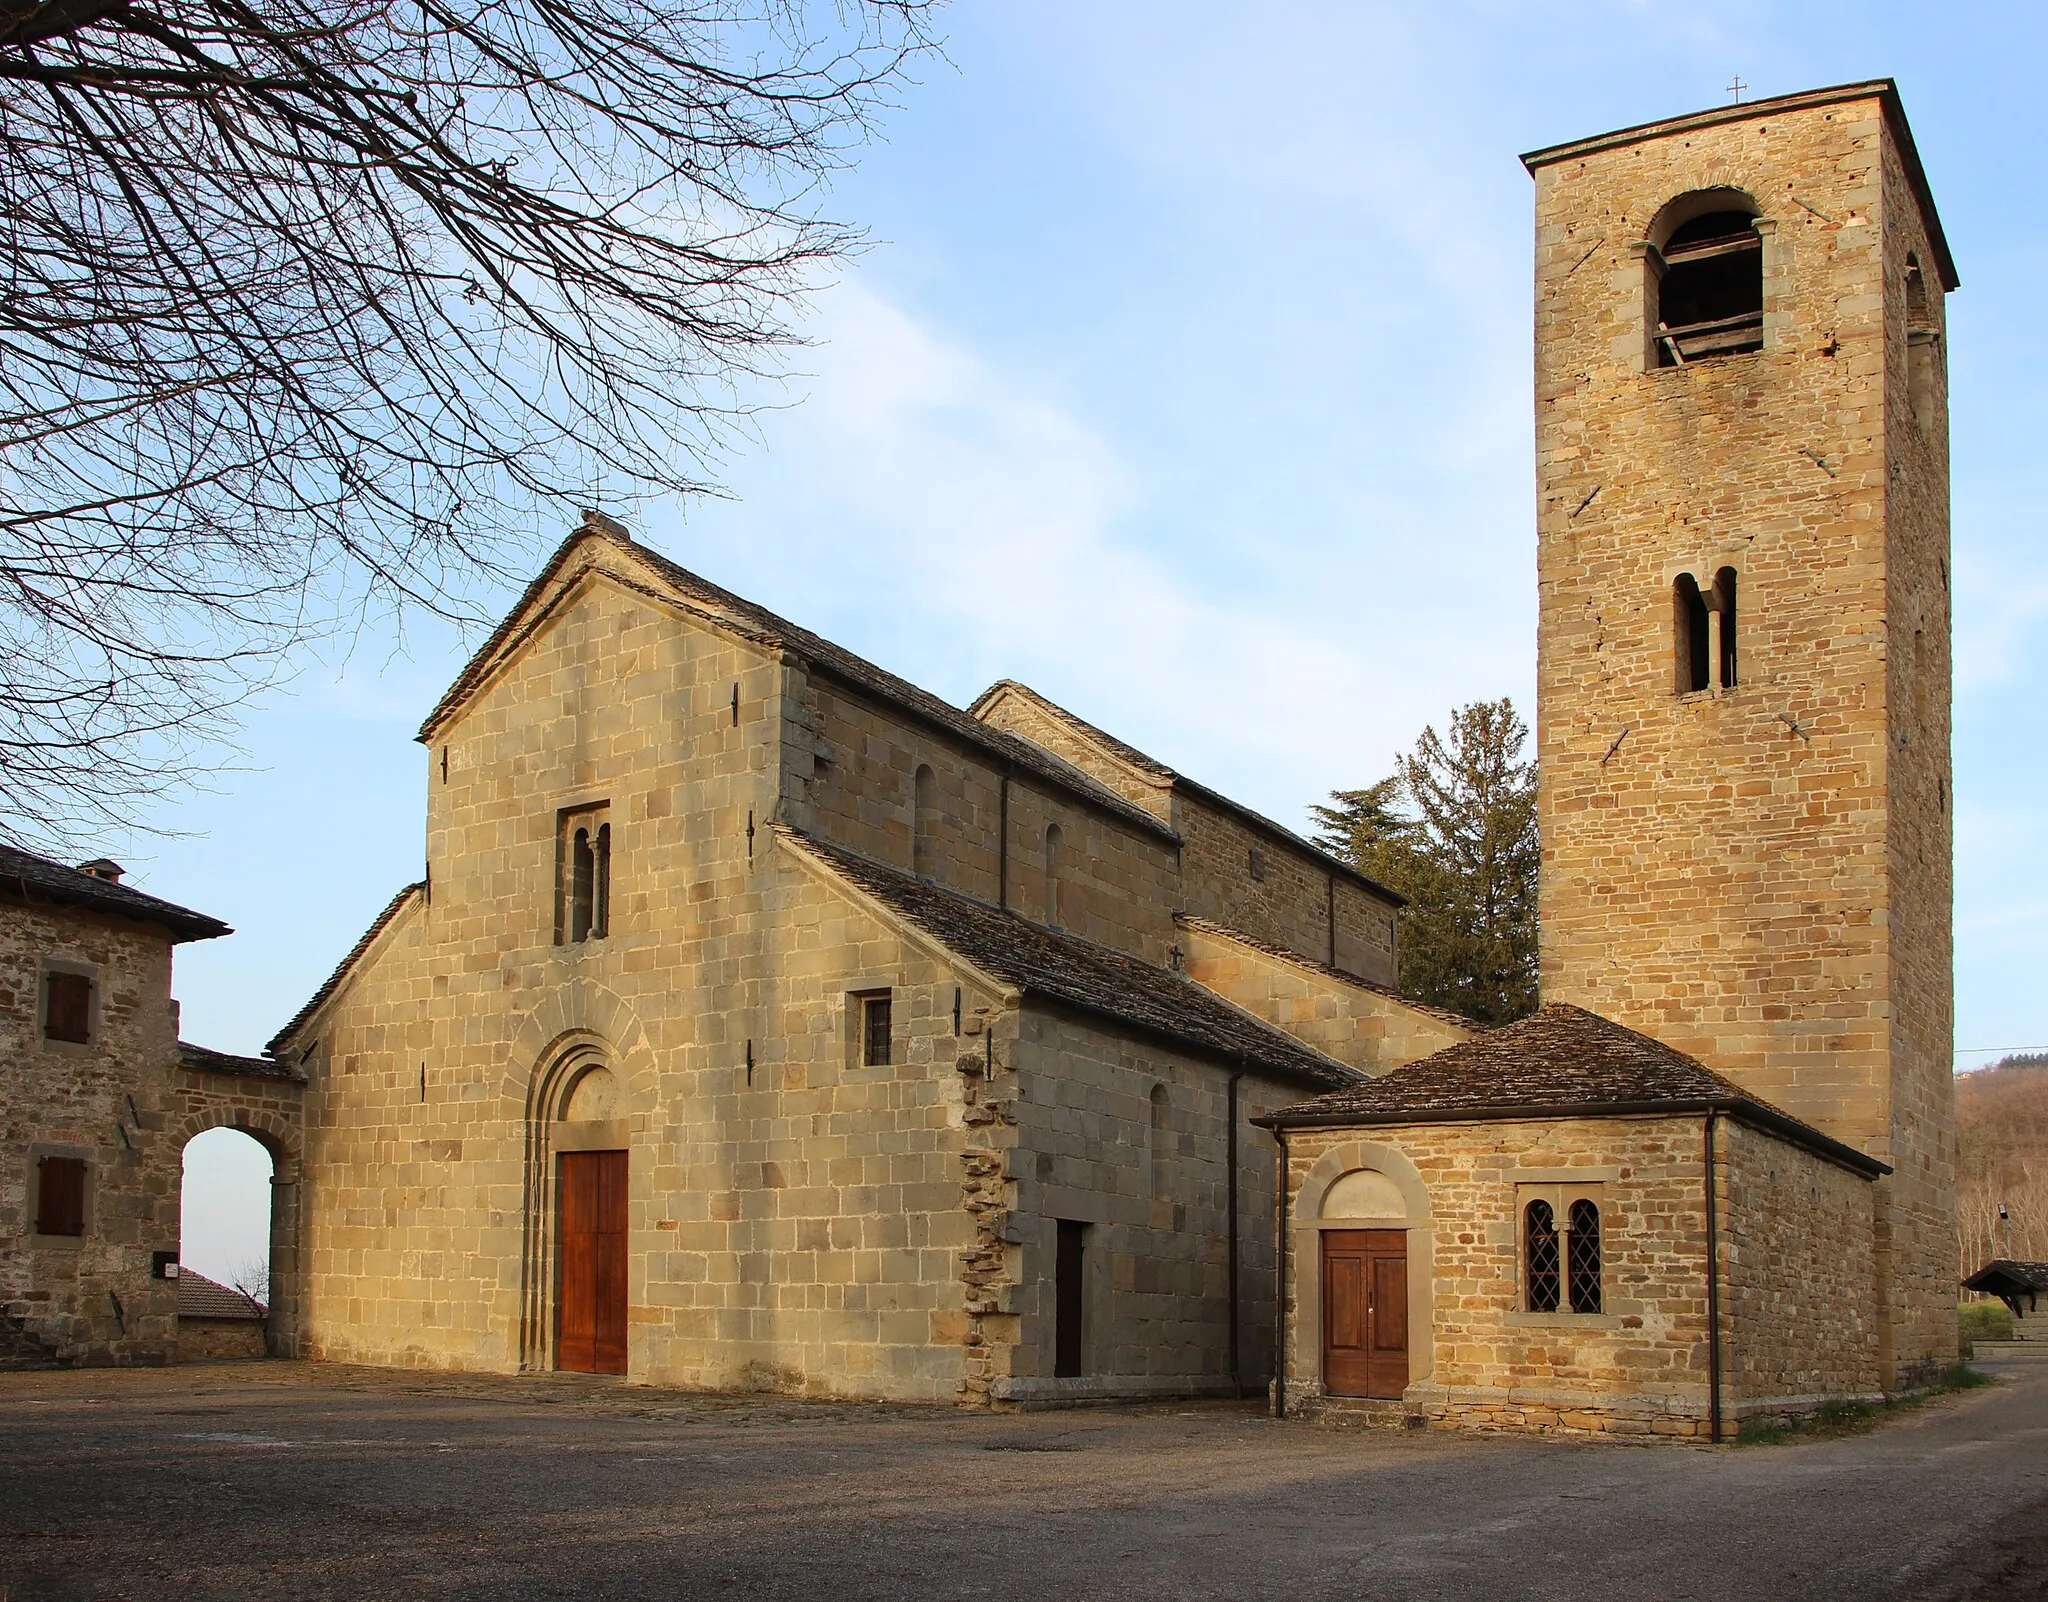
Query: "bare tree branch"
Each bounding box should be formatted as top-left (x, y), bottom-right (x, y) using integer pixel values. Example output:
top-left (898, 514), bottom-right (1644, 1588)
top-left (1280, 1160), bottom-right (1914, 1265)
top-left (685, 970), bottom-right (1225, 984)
top-left (0, 0), bottom-right (934, 849)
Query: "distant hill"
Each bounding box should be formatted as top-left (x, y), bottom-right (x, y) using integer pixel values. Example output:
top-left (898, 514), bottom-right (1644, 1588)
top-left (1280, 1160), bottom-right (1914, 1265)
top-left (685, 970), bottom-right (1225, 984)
top-left (1957, 1055), bottom-right (2048, 1277)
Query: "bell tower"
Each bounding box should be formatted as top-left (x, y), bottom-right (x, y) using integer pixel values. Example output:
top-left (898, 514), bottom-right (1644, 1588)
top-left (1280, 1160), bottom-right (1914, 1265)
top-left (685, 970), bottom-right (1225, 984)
top-left (1523, 82), bottom-right (1957, 1384)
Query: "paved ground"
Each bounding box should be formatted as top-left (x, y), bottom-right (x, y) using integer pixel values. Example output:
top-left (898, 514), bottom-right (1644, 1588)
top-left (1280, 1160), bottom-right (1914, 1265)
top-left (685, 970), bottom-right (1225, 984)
top-left (4, 1358), bottom-right (2046, 1602)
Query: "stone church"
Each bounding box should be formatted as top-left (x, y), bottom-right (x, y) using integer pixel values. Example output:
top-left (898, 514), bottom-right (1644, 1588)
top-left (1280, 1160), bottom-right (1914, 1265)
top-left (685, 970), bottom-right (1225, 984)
top-left (263, 517), bottom-right (1469, 1402)
top-left (4, 80), bottom-right (1959, 1430)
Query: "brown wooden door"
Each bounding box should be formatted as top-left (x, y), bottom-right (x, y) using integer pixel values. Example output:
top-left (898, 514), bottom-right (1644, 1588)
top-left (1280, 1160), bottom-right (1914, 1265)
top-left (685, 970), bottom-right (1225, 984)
top-left (558, 1149), bottom-right (628, 1374)
top-left (1321, 1229), bottom-right (1408, 1399)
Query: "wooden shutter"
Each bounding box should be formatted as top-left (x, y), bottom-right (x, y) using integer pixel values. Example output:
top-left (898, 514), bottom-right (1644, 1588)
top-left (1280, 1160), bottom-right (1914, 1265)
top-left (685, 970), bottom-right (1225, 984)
top-left (45, 972), bottom-right (90, 1043)
top-left (37, 1156), bottom-right (87, 1236)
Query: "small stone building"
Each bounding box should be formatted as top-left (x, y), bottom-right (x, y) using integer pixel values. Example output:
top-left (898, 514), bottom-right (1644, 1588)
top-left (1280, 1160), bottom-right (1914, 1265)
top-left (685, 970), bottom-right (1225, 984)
top-left (267, 520), bottom-right (1465, 1402)
top-left (1262, 1006), bottom-right (1888, 1437)
top-left (176, 1268), bottom-right (267, 1360)
top-left (2, 846), bottom-right (308, 1367)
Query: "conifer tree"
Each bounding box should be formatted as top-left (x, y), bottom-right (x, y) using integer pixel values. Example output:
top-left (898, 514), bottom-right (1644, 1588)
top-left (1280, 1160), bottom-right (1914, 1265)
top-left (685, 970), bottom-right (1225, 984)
top-left (1313, 699), bottom-right (1539, 1026)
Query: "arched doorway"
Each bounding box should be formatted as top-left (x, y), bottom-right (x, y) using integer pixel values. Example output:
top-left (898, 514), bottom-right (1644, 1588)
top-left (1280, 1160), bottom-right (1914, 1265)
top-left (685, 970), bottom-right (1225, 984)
top-left (179, 1127), bottom-right (274, 1358)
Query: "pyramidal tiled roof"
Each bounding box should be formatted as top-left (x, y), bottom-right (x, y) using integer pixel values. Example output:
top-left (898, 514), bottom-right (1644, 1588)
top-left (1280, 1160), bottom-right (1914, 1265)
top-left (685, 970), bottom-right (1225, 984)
top-left (1261, 1003), bottom-right (1887, 1178)
top-left (782, 828), bottom-right (1360, 1093)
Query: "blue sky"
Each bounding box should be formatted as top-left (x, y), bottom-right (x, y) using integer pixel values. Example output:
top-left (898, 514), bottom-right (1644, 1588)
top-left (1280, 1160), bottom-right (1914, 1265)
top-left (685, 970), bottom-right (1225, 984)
top-left (102, 3), bottom-right (2044, 1276)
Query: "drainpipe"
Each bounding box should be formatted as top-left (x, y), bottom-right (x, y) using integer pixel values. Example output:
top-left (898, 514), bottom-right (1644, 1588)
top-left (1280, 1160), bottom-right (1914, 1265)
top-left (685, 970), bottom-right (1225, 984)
top-left (1705, 1111), bottom-right (1723, 1443)
top-left (1273, 1125), bottom-right (1289, 1418)
top-left (997, 769), bottom-right (1010, 911)
top-left (1227, 1066), bottom-right (1245, 1400)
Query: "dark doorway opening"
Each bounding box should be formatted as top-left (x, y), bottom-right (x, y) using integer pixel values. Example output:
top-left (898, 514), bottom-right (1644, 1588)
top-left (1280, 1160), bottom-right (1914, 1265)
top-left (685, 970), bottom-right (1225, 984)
top-left (1321, 1229), bottom-right (1408, 1399)
top-left (1054, 1219), bottom-right (1087, 1378)
top-left (557, 1149), bottom-right (628, 1374)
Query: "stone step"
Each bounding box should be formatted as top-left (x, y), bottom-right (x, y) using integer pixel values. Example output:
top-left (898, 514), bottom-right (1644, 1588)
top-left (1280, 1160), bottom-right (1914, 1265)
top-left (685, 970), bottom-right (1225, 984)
top-left (1970, 1342), bottom-right (2048, 1361)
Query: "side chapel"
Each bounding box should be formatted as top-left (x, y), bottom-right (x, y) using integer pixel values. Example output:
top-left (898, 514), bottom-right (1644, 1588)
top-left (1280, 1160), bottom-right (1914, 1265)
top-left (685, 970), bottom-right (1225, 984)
top-left (1263, 79), bottom-right (1958, 1436)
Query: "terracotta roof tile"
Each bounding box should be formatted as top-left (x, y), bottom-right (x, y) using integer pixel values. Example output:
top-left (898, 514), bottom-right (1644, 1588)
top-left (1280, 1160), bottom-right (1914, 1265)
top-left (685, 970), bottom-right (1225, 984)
top-left (782, 829), bottom-right (1359, 1093)
top-left (0, 843), bottom-right (230, 943)
top-left (178, 1042), bottom-right (306, 1085)
top-left (177, 1268), bottom-right (265, 1320)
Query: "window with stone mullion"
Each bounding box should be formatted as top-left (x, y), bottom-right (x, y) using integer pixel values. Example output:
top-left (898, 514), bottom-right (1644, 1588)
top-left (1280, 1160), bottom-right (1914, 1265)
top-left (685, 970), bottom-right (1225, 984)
top-left (1525, 1199), bottom-right (1561, 1313)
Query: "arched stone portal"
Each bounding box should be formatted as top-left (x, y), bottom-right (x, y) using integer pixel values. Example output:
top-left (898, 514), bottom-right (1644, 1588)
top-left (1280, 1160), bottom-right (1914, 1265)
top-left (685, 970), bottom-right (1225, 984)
top-left (168, 1046), bottom-right (305, 1357)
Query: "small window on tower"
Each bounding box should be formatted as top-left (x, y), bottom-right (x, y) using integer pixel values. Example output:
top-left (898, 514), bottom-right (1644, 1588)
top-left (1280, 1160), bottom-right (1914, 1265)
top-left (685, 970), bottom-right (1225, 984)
top-left (1675, 573), bottom-right (1711, 694)
top-left (1713, 568), bottom-right (1739, 690)
top-left (1650, 201), bottom-right (1763, 367)
top-left (1905, 254), bottom-right (1939, 437)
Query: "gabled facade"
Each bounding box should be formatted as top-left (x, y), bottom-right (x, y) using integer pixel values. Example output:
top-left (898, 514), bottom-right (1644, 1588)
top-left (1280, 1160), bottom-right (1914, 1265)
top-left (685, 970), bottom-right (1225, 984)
top-left (270, 517), bottom-right (1464, 1402)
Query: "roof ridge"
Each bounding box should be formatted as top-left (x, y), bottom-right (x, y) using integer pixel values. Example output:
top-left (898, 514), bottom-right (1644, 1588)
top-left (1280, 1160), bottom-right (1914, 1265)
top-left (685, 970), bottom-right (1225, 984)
top-left (968, 682), bottom-right (1403, 906)
top-left (1263, 1000), bottom-right (1885, 1177)
top-left (0, 841), bottom-right (231, 942)
top-left (778, 826), bottom-right (1358, 1091)
top-left (266, 881), bottom-right (426, 1055)
top-left (416, 521), bottom-right (1177, 842)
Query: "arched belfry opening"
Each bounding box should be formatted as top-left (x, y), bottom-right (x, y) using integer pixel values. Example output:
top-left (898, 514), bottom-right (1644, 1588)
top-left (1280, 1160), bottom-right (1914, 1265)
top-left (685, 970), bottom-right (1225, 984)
top-left (1647, 190), bottom-right (1764, 366)
top-left (1905, 253), bottom-right (1939, 436)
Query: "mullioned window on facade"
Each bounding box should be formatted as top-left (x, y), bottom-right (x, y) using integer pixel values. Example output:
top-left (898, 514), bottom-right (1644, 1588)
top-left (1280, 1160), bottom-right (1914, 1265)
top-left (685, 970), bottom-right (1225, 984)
top-left (559, 807), bottom-right (610, 943)
top-left (1524, 1195), bottom-right (1602, 1314)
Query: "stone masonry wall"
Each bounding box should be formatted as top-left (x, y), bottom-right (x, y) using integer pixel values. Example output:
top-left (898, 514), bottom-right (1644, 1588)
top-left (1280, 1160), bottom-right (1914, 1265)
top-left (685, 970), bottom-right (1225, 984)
top-left (790, 675), bottom-right (1183, 968)
top-left (1720, 1117), bottom-right (1882, 1408)
top-left (1, 899), bottom-right (180, 1366)
top-left (1530, 89), bottom-right (1954, 1383)
top-left (1177, 921), bottom-right (1468, 1076)
top-left (990, 1007), bottom-right (1295, 1403)
top-left (1174, 796), bottom-right (1397, 986)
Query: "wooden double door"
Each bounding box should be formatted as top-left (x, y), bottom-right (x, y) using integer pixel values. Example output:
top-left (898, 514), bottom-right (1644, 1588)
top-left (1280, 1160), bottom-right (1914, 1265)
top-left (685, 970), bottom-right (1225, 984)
top-left (557, 1149), bottom-right (628, 1374)
top-left (1321, 1229), bottom-right (1407, 1399)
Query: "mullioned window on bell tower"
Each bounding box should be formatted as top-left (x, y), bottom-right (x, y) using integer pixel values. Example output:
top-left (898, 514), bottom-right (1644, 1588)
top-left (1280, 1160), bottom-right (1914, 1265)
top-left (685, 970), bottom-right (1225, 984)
top-left (1674, 569), bottom-right (1738, 694)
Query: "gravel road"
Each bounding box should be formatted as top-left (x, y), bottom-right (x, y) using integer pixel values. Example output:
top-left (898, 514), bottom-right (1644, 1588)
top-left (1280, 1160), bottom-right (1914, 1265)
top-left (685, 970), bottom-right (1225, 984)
top-left (3, 1357), bottom-right (2044, 1601)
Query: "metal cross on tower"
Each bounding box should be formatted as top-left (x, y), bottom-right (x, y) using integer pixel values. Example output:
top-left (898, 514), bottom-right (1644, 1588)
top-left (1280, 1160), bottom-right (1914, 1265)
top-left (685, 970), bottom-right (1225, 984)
top-left (1728, 76), bottom-right (1747, 102)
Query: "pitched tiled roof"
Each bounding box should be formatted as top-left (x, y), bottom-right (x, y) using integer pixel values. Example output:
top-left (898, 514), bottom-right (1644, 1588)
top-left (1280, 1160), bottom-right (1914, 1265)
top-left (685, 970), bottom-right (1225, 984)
top-left (1174, 914), bottom-right (1479, 1031)
top-left (415, 519), bottom-right (1176, 844)
top-left (1260, 1002), bottom-right (1887, 1178)
top-left (0, 843), bottom-right (230, 942)
top-left (177, 1268), bottom-right (265, 1320)
top-left (266, 881), bottom-right (424, 1055)
top-left (178, 1042), bottom-right (306, 1085)
top-left (969, 680), bottom-right (1403, 906)
top-left (781, 828), bottom-right (1360, 1092)
top-left (1963, 1260), bottom-right (2048, 1296)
